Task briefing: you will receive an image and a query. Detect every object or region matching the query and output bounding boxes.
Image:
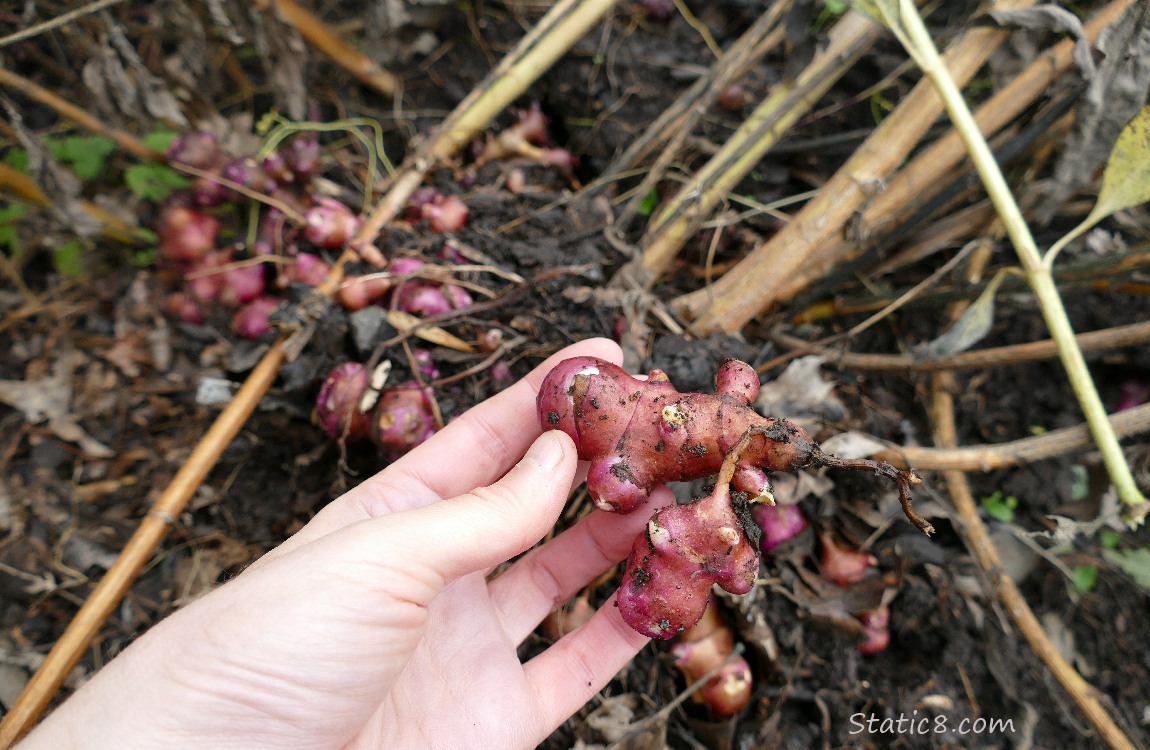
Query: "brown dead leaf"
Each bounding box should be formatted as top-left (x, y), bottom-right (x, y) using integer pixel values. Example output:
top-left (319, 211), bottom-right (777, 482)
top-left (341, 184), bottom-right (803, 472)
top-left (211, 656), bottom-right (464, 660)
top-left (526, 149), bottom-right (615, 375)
top-left (0, 353), bottom-right (113, 457)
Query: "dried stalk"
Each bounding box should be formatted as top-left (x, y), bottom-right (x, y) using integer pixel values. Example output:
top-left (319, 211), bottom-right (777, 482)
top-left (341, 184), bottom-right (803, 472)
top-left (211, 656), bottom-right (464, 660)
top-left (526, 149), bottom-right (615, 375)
top-left (636, 11), bottom-right (883, 280)
top-left (254, 0), bottom-right (399, 97)
top-left (773, 319), bottom-right (1150, 373)
top-left (605, 3), bottom-right (790, 226)
top-left (771, 0), bottom-right (1132, 301)
top-left (875, 400), bottom-right (1150, 471)
top-left (0, 2), bottom-right (619, 743)
top-left (0, 162), bottom-right (139, 244)
top-left (672, 0), bottom-right (1036, 332)
top-left (929, 373), bottom-right (1138, 750)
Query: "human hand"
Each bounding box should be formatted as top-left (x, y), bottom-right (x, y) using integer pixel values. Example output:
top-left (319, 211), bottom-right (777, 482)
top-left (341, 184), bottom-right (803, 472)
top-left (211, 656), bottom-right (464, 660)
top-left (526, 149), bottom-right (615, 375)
top-left (21, 338), bottom-right (664, 750)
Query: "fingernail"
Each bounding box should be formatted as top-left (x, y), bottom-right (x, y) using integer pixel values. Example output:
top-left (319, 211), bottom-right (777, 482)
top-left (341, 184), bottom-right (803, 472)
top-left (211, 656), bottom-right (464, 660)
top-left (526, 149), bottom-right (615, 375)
top-left (523, 432), bottom-right (565, 472)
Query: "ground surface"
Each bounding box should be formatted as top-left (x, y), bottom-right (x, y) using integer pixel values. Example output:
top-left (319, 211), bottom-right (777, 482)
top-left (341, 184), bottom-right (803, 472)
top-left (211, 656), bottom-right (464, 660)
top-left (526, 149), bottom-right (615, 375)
top-left (1, 1), bottom-right (1149, 748)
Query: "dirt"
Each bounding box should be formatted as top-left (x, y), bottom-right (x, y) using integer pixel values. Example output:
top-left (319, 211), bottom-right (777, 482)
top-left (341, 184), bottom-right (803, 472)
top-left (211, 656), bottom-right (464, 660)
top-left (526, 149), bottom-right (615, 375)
top-left (2, 1), bottom-right (1149, 748)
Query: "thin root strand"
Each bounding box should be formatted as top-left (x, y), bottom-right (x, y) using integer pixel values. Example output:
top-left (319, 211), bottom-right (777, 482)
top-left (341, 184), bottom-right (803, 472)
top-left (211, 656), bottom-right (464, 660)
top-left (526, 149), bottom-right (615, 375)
top-left (814, 450), bottom-right (934, 536)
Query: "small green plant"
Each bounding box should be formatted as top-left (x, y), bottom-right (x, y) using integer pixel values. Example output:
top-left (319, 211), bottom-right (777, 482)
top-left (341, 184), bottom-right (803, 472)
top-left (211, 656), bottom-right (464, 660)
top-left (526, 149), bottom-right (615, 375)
top-left (53, 238), bottom-right (85, 278)
top-left (981, 491), bottom-right (1017, 523)
top-left (125, 163), bottom-right (189, 202)
top-left (1070, 565), bottom-right (1097, 594)
top-left (0, 203), bottom-right (27, 255)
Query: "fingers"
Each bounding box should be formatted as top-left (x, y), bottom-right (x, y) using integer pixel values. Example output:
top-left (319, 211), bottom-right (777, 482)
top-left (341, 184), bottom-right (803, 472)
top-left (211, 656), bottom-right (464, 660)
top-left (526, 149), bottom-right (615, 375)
top-left (257, 338), bottom-right (621, 565)
top-left (489, 487), bottom-right (674, 644)
top-left (335, 431), bottom-right (580, 588)
top-left (522, 603), bottom-right (650, 742)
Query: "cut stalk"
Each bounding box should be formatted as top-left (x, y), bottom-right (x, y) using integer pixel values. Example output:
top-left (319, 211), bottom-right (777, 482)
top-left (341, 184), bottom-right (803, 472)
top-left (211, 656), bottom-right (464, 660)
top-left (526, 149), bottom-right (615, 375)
top-left (672, 0), bottom-right (1037, 331)
top-left (636, 11), bottom-right (882, 279)
top-left (774, 0), bottom-right (1131, 301)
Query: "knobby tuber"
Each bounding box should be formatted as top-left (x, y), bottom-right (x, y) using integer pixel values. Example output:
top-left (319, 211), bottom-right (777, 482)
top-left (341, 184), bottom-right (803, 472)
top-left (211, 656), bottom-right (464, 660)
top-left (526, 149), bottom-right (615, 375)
top-left (671, 598), bottom-right (754, 718)
top-left (616, 426), bottom-right (763, 637)
top-left (536, 356), bottom-right (930, 534)
top-left (315, 362), bottom-right (437, 458)
top-left (537, 356), bottom-right (929, 639)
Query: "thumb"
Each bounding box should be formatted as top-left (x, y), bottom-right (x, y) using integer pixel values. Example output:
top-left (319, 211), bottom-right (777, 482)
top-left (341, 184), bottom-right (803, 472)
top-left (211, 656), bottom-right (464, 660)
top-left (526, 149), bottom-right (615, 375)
top-left (360, 430), bottom-right (578, 587)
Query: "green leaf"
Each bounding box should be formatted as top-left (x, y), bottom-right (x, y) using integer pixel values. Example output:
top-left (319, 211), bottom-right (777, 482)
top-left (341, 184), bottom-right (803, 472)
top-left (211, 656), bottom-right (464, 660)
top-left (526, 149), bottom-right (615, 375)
top-left (637, 188), bottom-right (659, 218)
top-left (1098, 529), bottom-right (1120, 550)
top-left (53, 238), bottom-right (85, 278)
top-left (1070, 464), bottom-right (1090, 502)
top-left (0, 203), bottom-right (27, 254)
top-left (142, 128), bottom-right (179, 153)
top-left (1089, 104), bottom-right (1150, 223)
top-left (981, 491), bottom-right (1017, 523)
top-left (125, 163), bottom-right (189, 202)
top-left (59, 136), bottom-right (117, 180)
top-left (1102, 547), bottom-right (1150, 591)
top-left (1048, 104), bottom-right (1150, 264)
top-left (1070, 565), bottom-right (1097, 594)
top-left (4, 148), bottom-right (29, 173)
top-left (130, 248), bottom-right (157, 268)
top-left (824, 0), bottom-right (849, 14)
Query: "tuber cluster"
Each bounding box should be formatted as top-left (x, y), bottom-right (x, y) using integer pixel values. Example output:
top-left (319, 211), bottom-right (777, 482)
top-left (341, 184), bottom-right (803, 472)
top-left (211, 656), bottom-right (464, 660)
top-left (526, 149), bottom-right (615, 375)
top-left (672, 598), bottom-right (753, 718)
top-left (537, 356), bottom-right (929, 640)
top-left (158, 129), bottom-right (478, 339)
top-left (315, 360), bottom-right (437, 459)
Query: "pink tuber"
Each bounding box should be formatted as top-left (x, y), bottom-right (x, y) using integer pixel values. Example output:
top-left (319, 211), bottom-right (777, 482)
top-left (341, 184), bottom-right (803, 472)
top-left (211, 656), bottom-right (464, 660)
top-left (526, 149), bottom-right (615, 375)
top-left (672, 598), bottom-right (754, 717)
top-left (616, 427), bottom-right (765, 638)
top-left (231, 297), bottom-right (280, 339)
top-left (752, 503), bottom-right (809, 554)
top-left (158, 206), bottom-right (219, 265)
top-left (817, 531), bottom-right (877, 588)
top-left (304, 197), bottom-right (360, 250)
top-left (856, 606), bottom-right (891, 655)
top-left (422, 195), bottom-right (470, 234)
top-left (371, 383), bottom-right (437, 459)
top-left (315, 363), bottom-right (373, 441)
top-left (536, 357), bottom-right (929, 534)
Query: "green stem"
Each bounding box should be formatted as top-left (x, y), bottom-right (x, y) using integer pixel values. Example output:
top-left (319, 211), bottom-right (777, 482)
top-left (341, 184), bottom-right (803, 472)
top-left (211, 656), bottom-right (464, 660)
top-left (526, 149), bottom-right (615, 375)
top-left (895, 0), bottom-right (1148, 524)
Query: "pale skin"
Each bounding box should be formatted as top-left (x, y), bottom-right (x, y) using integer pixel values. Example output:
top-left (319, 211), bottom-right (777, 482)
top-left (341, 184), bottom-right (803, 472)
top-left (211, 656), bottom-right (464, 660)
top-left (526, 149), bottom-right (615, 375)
top-left (20, 338), bottom-right (668, 749)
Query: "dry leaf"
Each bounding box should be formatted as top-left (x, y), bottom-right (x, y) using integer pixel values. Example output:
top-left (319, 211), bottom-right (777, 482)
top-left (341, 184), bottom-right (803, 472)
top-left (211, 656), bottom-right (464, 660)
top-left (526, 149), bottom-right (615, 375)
top-left (1039, 3), bottom-right (1150, 223)
top-left (0, 354), bottom-right (113, 457)
top-left (913, 268), bottom-right (1008, 360)
top-left (386, 311), bottom-right (474, 352)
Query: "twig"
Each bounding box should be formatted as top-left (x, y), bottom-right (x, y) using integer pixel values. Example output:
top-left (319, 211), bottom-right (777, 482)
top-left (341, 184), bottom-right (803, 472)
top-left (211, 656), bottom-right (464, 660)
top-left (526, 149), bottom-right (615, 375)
top-left (928, 372), bottom-right (1138, 750)
top-left (874, 401), bottom-right (1150, 471)
top-left (0, 163), bottom-right (139, 245)
top-left (0, 0), bottom-right (128, 47)
top-left (773, 319), bottom-right (1150, 373)
top-left (253, 0), bottom-right (399, 97)
top-left (887, 0), bottom-right (1146, 521)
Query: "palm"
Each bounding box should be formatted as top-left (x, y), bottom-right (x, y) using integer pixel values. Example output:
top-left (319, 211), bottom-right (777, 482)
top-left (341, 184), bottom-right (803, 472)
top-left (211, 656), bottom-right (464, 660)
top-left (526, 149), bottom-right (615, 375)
top-left (368, 576), bottom-right (543, 747)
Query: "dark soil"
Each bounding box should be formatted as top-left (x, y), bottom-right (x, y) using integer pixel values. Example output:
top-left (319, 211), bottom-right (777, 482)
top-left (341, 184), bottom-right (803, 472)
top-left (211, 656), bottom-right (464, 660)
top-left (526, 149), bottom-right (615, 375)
top-left (2, 1), bottom-right (1149, 749)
